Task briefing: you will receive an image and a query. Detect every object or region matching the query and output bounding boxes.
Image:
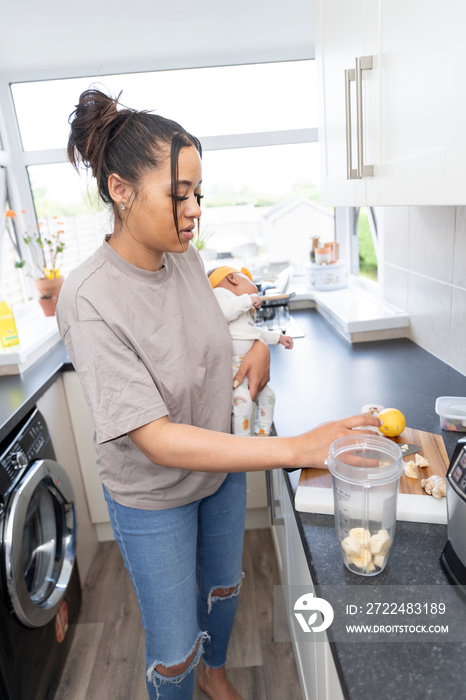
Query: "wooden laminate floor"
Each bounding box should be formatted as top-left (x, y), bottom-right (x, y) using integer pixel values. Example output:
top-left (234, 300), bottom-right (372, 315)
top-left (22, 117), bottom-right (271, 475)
top-left (55, 528), bottom-right (302, 700)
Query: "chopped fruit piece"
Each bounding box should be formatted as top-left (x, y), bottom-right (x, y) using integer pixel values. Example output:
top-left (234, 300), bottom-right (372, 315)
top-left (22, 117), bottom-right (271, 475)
top-left (404, 461), bottom-right (418, 479)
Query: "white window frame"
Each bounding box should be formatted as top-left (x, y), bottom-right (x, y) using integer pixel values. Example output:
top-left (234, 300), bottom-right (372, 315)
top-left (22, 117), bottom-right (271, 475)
top-left (335, 205), bottom-right (379, 293)
top-left (0, 78), bottom-right (39, 302)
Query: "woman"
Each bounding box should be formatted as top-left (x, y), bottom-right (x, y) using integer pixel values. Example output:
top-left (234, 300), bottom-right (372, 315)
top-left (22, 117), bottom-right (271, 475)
top-left (58, 88), bottom-right (379, 700)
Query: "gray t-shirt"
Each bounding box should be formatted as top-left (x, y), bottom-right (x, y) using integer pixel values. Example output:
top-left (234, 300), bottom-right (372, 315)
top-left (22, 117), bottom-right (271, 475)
top-left (57, 240), bottom-right (233, 509)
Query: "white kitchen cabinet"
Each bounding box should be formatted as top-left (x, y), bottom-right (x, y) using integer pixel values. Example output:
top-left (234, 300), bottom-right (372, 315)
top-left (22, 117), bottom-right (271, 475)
top-left (444, 16), bottom-right (466, 202)
top-left (316, 0), bottom-right (464, 205)
top-left (246, 471), bottom-right (268, 508)
top-left (62, 372), bottom-right (113, 541)
top-left (269, 466), bottom-right (287, 579)
top-left (316, 0), bottom-right (376, 205)
top-left (270, 469), bottom-right (345, 700)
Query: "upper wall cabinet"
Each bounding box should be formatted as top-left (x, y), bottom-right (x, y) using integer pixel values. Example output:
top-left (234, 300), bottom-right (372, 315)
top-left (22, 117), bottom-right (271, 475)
top-left (316, 0), bottom-right (463, 206)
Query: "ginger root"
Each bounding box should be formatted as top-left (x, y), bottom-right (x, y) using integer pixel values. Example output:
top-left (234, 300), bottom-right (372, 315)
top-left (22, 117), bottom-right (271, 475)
top-left (420, 475), bottom-right (446, 499)
top-left (361, 404), bottom-right (384, 417)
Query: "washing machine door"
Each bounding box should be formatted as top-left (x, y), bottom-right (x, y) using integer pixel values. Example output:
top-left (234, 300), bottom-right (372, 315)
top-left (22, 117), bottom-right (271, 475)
top-left (3, 459), bottom-right (76, 628)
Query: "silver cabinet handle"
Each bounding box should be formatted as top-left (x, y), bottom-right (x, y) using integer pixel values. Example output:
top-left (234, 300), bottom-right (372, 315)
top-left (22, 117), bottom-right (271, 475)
top-left (345, 68), bottom-right (358, 180)
top-left (355, 55), bottom-right (374, 178)
top-left (266, 470), bottom-right (284, 526)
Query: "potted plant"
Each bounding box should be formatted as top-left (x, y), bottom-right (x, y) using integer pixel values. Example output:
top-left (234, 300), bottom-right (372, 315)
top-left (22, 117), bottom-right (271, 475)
top-left (194, 225), bottom-right (217, 262)
top-left (6, 209), bottom-right (66, 316)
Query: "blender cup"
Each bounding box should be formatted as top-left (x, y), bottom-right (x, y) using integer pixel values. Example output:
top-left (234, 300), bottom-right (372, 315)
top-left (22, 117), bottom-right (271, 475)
top-left (327, 435), bottom-right (404, 576)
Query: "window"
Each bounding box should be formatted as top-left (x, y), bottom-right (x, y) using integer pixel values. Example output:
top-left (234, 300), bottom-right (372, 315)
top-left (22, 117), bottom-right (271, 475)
top-left (12, 61), bottom-right (318, 151)
top-left (4, 60), bottom-right (321, 301)
top-left (2, 226), bottom-right (28, 306)
top-left (357, 207), bottom-right (378, 282)
top-left (334, 206), bottom-right (378, 286)
top-left (201, 142), bottom-right (326, 272)
top-left (1, 184), bottom-right (29, 306)
top-left (27, 164), bottom-right (108, 278)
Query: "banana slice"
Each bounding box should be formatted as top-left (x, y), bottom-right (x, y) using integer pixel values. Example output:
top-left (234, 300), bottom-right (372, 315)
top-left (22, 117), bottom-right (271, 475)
top-left (341, 536), bottom-right (361, 558)
top-left (368, 529), bottom-right (391, 556)
top-left (351, 548), bottom-right (375, 571)
top-left (373, 553), bottom-right (386, 568)
top-left (349, 528), bottom-right (371, 546)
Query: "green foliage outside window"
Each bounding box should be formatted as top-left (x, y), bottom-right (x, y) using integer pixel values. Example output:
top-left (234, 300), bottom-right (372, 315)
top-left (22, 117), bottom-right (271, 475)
top-left (358, 208), bottom-right (378, 282)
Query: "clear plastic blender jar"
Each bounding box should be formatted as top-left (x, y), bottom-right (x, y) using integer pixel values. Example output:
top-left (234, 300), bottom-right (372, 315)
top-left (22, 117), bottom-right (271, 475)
top-left (327, 435), bottom-right (404, 576)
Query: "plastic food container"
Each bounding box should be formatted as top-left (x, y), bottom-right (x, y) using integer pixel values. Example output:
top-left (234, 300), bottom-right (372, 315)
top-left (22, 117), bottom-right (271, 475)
top-left (435, 396), bottom-right (466, 432)
top-left (304, 262), bottom-right (348, 291)
top-left (327, 435), bottom-right (403, 577)
top-left (314, 247), bottom-right (332, 265)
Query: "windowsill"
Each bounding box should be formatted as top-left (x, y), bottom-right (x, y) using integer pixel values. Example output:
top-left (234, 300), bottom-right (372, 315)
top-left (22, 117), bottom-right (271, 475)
top-left (290, 276), bottom-right (409, 342)
top-left (0, 302), bottom-right (61, 375)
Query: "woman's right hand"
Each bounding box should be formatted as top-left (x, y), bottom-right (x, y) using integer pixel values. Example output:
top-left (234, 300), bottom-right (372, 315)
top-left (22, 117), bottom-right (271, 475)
top-left (292, 414), bottom-right (382, 469)
top-left (233, 339), bottom-right (270, 401)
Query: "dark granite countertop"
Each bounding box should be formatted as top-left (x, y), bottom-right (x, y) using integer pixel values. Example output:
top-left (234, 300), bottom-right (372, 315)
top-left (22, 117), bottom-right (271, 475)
top-left (270, 309), bottom-right (466, 700)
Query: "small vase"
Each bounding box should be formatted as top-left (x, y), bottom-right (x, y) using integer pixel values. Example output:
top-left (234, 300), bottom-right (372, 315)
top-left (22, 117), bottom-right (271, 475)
top-left (38, 296), bottom-right (58, 317)
top-left (34, 277), bottom-right (64, 316)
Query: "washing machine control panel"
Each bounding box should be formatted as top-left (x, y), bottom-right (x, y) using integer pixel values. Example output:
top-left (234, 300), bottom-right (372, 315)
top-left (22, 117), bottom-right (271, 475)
top-left (0, 410), bottom-right (50, 499)
top-left (10, 450), bottom-right (28, 470)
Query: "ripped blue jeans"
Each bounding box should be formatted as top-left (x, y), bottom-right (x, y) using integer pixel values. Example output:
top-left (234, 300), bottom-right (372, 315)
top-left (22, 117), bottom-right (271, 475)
top-left (103, 472), bottom-right (246, 700)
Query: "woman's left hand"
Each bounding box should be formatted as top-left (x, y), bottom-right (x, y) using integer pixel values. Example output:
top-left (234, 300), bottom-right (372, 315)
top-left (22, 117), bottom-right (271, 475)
top-left (233, 339), bottom-right (270, 401)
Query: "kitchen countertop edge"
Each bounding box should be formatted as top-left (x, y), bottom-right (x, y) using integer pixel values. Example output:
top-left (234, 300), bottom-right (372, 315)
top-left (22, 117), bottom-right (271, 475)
top-left (0, 341), bottom-right (72, 444)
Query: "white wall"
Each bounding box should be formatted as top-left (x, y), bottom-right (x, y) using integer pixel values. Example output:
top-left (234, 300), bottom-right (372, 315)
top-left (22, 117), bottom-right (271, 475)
top-left (380, 206), bottom-right (466, 376)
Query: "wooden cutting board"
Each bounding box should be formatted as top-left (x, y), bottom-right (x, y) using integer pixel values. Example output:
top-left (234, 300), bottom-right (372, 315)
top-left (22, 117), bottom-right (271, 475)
top-left (294, 428), bottom-right (449, 524)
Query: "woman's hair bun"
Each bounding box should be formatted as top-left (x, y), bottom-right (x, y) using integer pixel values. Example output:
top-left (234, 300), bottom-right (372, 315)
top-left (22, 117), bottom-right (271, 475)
top-left (67, 88), bottom-right (128, 178)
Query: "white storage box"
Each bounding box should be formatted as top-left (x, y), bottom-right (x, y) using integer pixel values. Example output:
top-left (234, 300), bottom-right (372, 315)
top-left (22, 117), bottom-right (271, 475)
top-left (305, 262), bottom-right (348, 291)
top-left (435, 396), bottom-right (466, 432)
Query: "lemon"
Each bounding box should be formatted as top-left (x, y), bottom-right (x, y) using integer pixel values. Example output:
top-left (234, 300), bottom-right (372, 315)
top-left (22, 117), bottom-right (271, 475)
top-left (378, 408), bottom-right (406, 437)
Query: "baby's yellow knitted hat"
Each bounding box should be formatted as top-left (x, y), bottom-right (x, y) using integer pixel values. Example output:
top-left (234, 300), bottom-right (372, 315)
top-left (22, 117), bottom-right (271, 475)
top-left (208, 266), bottom-right (253, 288)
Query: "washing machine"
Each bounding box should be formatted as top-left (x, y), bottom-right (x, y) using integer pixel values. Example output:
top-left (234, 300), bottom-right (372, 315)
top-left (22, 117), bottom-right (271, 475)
top-left (0, 408), bottom-right (81, 700)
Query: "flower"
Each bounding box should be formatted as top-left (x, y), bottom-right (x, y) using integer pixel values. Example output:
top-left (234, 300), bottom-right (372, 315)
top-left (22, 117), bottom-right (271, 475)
top-left (6, 209), bottom-right (66, 280)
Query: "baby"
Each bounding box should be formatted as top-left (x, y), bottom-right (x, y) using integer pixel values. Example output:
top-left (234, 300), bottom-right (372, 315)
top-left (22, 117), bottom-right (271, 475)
top-left (208, 265), bottom-right (293, 436)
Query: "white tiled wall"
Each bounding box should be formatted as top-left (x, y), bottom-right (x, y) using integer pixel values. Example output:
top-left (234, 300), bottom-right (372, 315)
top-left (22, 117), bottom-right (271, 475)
top-left (379, 206), bottom-right (466, 376)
